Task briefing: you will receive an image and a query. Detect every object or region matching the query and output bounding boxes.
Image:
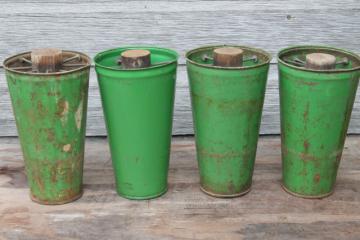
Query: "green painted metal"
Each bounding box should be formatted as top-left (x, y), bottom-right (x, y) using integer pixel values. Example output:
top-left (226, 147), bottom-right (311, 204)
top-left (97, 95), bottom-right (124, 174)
top-left (278, 46), bottom-right (360, 198)
top-left (186, 45), bottom-right (271, 197)
top-left (4, 51), bottom-right (91, 204)
top-left (94, 46), bottom-right (178, 200)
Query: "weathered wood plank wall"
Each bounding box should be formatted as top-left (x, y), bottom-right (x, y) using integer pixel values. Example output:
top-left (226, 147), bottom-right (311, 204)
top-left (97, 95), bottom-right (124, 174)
top-left (0, 0), bottom-right (359, 136)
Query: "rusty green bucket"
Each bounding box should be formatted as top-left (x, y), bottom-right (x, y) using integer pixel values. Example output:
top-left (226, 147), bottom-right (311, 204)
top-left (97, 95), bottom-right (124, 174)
top-left (186, 45), bottom-right (271, 197)
top-left (94, 46), bottom-right (178, 200)
top-left (4, 50), bottom-right (91, 204)
top-left (278, 45), bottom-right (360, 198)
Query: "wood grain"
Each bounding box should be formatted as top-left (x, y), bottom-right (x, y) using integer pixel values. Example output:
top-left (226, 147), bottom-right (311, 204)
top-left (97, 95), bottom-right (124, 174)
top-left (0, 0), bottom-right (359, 64)
top-left (0, 136), bottom-right (360, 239)
top-left (0, 0), bottom-right (359, 135)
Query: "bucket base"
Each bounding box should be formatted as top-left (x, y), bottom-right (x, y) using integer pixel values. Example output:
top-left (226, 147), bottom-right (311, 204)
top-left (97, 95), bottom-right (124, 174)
top-left (281, 184), bottom-right (334, 199)
top-left (117, 187), bottom-right (168, 200)
top-left (30, 191), bottom-right (83, 205)
top-left (200, 185), bottom-right (251, 198)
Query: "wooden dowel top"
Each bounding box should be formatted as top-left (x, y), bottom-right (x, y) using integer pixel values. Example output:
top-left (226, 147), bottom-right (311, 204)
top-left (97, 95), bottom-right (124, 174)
top-left (213, 47), bottom-right (244, 67)
top-left (121, 49), bottom-right (151, 69)
top-left (305, 53), bottom-right (336, 70)
top-left (31, 48), bottom-right (63, 73)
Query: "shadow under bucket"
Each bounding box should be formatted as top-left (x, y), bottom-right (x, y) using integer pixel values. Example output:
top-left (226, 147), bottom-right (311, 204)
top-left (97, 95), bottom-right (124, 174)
top-left (94, 46), bottom-right (178, 200)
top-left (278, 45), bottom-right (360, 198)
top-left (186, 45), bottom-right (271, 197)
top-left (4, 50), bottom-right (91, 204)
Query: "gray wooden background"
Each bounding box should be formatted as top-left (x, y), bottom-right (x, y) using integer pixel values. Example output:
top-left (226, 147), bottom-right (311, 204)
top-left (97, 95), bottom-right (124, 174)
top-left (0, 0), bottom-right (359, 136)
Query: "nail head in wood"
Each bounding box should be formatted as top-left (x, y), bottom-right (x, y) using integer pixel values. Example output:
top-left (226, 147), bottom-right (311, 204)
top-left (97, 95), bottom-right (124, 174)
top-left (305, 53), bottom-right (336, 70)
top-left (121, 49), bottom-right (151, 69)
top-left (213, 47), bottom-right (243, 67)
top-left (31, 48), bottom-right (63, 73)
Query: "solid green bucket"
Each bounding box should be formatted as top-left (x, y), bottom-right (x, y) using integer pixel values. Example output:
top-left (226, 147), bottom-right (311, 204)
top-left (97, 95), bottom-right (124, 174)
top-left (94, 46), bottom-right (178, 200)
top-left (4, 51), bottom-right (91, 204)
top-left (278, 45), bottom-right (360, 198)
top-left (186, 45), bottom-right (271, 197)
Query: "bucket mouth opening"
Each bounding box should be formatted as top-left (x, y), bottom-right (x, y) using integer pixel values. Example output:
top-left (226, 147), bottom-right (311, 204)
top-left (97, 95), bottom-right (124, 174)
top-left (94, 46), bottom-right (179, 71)
top-left (185, 45), bottom-right (271, 70)
top-left (3, 50), bottom-right (91, 76)
top-left (278, 45), bottom-right (360, 72)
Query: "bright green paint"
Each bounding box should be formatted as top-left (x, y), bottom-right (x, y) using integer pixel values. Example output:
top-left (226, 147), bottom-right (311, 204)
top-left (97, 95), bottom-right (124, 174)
top-left (278, 46), bottom-right (360, 198)
top-left (4, 52), bottom-right (90, 204)
top-left (186, 46), bottom-right (271, 197)
top-left (94, 47), bottom-right (178, 200)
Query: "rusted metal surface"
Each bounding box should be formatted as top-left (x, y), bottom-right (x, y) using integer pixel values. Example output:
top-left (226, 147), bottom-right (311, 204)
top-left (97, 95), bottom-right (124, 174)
top-left (186, 45), bottom-right (271, 197)
top-left (278, 45), bottom-right (360, 198)
top-left (3, 50), bottom-right (91, 204)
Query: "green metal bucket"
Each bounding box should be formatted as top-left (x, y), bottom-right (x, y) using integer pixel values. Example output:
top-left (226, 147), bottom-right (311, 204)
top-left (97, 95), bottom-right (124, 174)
top-left (4, 51), bottom-right (91, 204)
top-left (186, 45), bottom-right (271, 197)
top-left (94, 46), bottom-right (178, 200)
top-left (278, 46), bottom-right (360, 198)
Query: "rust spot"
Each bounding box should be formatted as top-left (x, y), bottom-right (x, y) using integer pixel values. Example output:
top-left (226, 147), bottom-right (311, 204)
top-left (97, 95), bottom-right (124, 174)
top-left (191, 92), bottom-right (262, 115)
top-left (242, 149), bottom-right (252, 167)
top-left (35, 143), bottom-right (42, 152)
top-left (63, 188), bottom-right (78, 200)
top-left (75, 100), bottom-right (83, 130)
top-left (45, 128), bottom-right (55, 142)
top-left (299, 152), bottom-right (318, 161)
top-left (303, 140), bottom-right (310, 153)
top-left (34, 174), bottom-right (45, 192)
top-left (37, 101), bottom-right (46, 116)
top-left (298, 79), bottom-right (319, 86)
top-left (47, 91), bottom-right (60, 97)
top-left (199, 148), bottom-right (242, 159)
top-left (303, 102), bottom-right (309, 121)
top-left (52, 153), bottom-right (83, 186)
top-left (51, 166), bottom-right (57, 183)
top-left (63, 144), bottom-right (71, 152)
top-left (314, 174), bottom-right (321, 183)
top-left (56, 99), bottom-right (69, 117)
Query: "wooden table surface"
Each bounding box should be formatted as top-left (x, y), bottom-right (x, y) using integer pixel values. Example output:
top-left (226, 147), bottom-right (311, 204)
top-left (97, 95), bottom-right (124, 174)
top-left (0, 136), bottom-right (359, 240)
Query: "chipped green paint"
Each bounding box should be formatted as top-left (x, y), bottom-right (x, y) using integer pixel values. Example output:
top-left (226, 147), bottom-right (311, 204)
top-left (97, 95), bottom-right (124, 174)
top-left (4, 51), bottom-right (90, 204)
top-left (94, 46), bottom-right (178, 200)
top-left (278, 46), bottom-right (360, 198)
top-left (186, 45), bottom-right (271, 197)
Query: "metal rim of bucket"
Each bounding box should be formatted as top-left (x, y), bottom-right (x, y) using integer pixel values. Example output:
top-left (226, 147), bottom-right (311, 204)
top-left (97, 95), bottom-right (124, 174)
top-left (278, 45), bottom-right (360, 73)
top-left (200, 185), bottom-right (252, 198)
top-left (94, 46), bottom-right (179, 71)
top-left (281, 184), bottom-right (334, 199)
top-left (185, 45), bottom-right (272, 70)
top-left (30, 191), bottom-right (84, 205)
top-left (3, 50), bottom-right (91, 76)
